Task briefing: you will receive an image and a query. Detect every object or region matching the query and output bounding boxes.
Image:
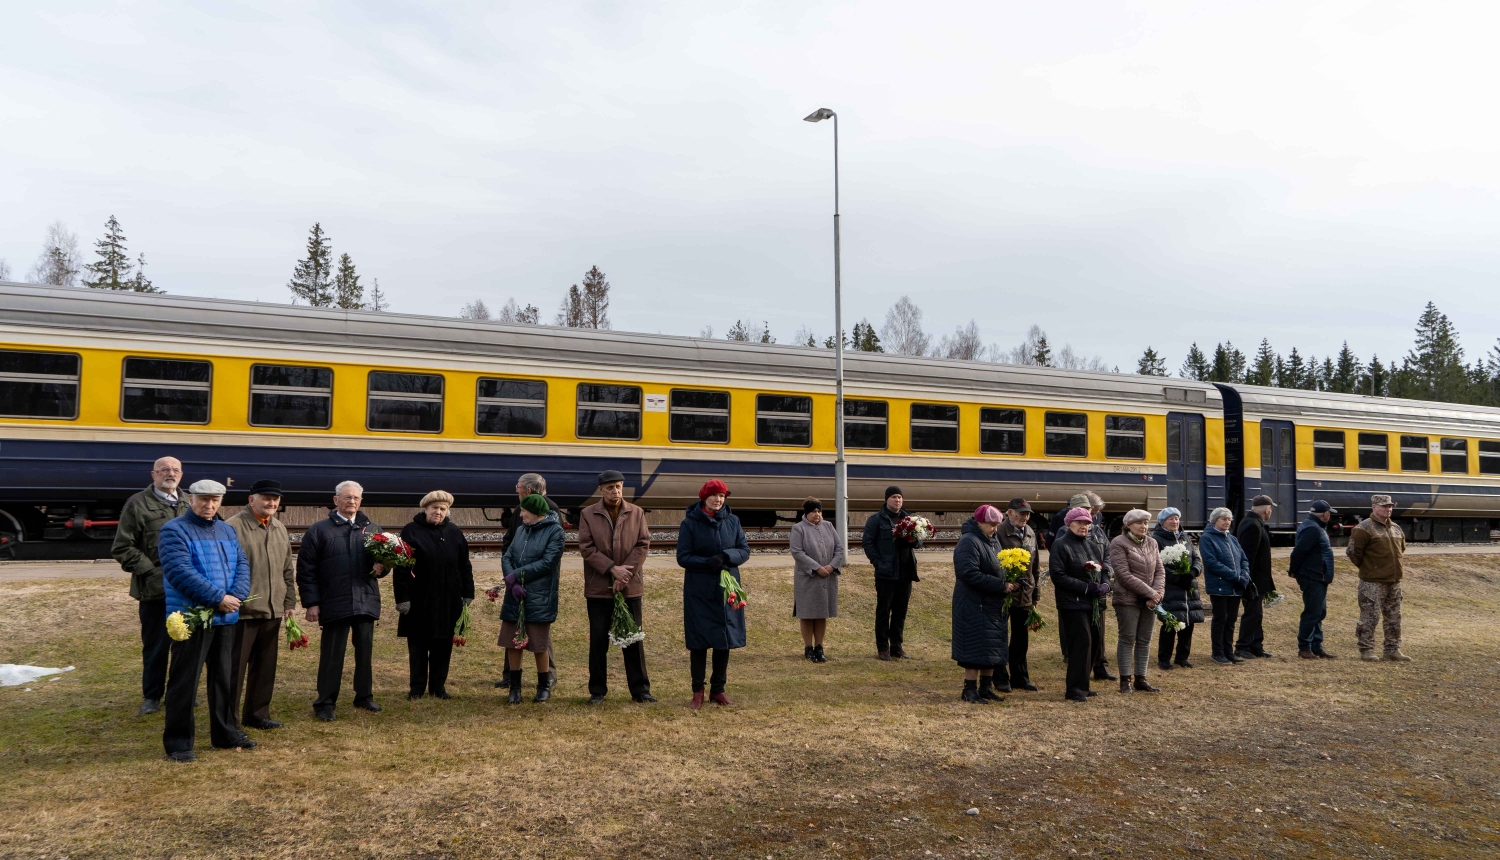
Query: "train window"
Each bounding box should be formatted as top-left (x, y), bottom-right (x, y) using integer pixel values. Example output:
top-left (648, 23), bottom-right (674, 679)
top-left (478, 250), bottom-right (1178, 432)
top-left (1479, 440), bottom-right (1500, 475)
top-left (1357, 433), bottom-right (1389, 471)
top-left (756, 394), bottom-right (811, 447)
top-left (121, 357), bottom-right (212, 424)
top-left (1044, 411), bottom-right (1087, 457)
top-left (669, 389), bottom-right (729, 443)
top-left (249, 364), bottom-right (333, 428)
top-left (910, 403), bottom-right (959, 452)
top-left (367, 371), bottom-right (444, 433)
top-left (476, 377), bottom-right (547, 437)
top-left (843, 399), bottom-right (888, 450)
top-left (1104, 415), bottom-right (1146, 460)
top-left (1312, 430), bottom-right (1346, 469)
top-left (980, 408), bottom-right (1024, 455)
top-left (0, 349), bottom-right (79, 419)
top-left (576, 384), bottom-right (642, 440)
top-left (1399, 435), bottom-right (1429, 472)
top-left (1440, 438), bottom-right (1468, 474)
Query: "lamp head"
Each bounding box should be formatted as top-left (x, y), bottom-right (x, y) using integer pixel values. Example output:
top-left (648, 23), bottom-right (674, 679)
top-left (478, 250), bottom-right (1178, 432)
top-left (803, 108), bottom-right (835, 122)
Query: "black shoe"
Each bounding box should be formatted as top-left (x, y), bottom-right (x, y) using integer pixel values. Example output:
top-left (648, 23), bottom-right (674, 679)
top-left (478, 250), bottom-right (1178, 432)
top-left (1085, 690), bottom-right (1098, 697)
top-left (314, 709), bottom-right (335, 722)
top-left (804, 645), bottom-right (816, 661)
top-left (166, 750), bottom-right (197, 762)
top-left (1253, 650), bottom-right (1274, 659)
top-left (432, 690), bottom-right (452, 700)
top-left (1065, 690), bottom-right (1089, 703)
top-left (813, 645), bottom-right (827, 663)
top-left (994, 681), bottom-right (1012, 693)
top-left (495, 675), bottom-right (511, 689)
top-left (632, 692), bottom-right (658, 703)
top-left (1234, 649), bottom-right (1257, 660)
top-left (1158, 660), bottom-right (1173, 671)
top-left (353, 700), bottom-right (382, 713)
top-left (408, 692), bottom-right (424, 700)
top-left (243, 718), bottom-right (283, 730)
top-left (1174, 659), bottom-right (1193, 669)
top-left (1229, 653), bottom-right (1246, 664)
top-left (508, 687), bottom-right (523, 705)
top-left (589, 694), bottom-right (606, 705)
top-left (1212, 654), bottom-right (1232, 665)
top-left (1094, 667), bottom-right (1118, 681)
top-left (139, 698), bottom-right (161, 715)
top-left (216, 733), bottom-right (257, 750)
top-left (1019, 682), bottom-right (1040, 692)
top-left (891, 646), bottom-right (911, 660)
top-left (961, 687), bottom-right (988, 704)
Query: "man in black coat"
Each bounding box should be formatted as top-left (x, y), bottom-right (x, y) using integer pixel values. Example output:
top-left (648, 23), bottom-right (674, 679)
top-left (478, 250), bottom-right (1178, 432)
top-left (296, 480), bottom-right (387, 721)
top-left (1234, 495), bottom-right (1277, 659)
top-left (861, 486), bottom-right (921, 660)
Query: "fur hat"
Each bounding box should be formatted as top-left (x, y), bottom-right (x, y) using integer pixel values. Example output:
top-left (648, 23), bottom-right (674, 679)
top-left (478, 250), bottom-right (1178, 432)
top-left (419, 490), bottom-right (454, 508)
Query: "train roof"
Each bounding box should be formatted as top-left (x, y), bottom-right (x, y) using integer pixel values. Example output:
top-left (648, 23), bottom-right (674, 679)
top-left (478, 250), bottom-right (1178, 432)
top-left (2, 281), bottom-right (1221, 408)
top-left (1226, 382), bottom-right (1500, 434)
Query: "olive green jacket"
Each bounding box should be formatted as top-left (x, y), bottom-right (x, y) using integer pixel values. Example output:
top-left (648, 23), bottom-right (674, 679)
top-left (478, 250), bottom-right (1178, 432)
top-left (111, 485), bottom-right (187, 602)
top-left (227, 508), bottom-right (298, 619)
top-left (1346, 517), bottom-right (1406, 583)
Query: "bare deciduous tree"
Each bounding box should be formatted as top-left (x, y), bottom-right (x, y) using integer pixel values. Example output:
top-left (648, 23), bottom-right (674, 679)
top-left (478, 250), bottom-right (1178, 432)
top-left (28, 221), bottom-right (82, 287)
top-left (880, 295), bottom-right (931, 356)
top-left (459, 299), bottom-right (492, 320)
top-left (937, 319), bottom-right (985, 360)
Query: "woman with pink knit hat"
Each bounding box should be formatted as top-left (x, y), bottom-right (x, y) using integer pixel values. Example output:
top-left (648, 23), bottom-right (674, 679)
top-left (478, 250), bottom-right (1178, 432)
top-left (950, 504), bottom-right (1019, 704)
top-left (1048, 507), bottom-right (1114, 702)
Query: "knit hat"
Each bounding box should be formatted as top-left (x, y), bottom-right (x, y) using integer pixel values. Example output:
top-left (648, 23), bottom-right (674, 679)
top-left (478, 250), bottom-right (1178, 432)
top-left (419, 490), bottom-right (454, 508)
top-left (884, 486), bottom-right (903, 501)
top-left (520, 494), bottom-right (550, 517)
top-left (1067, 493), bottom-right (1090, 509)
top-left (974, 504), bottom-right (1003, 524)
top-left (698, 479), bottom-right (729, 500)
top-left (1063, 507), bottom-right (1092, 526)
top-left (803, 498), bottom-right (822, 514)
top-left (1156, 507), bottom-right (1181, 524)
top-left (1122, 509), bottom-right (1152, 527)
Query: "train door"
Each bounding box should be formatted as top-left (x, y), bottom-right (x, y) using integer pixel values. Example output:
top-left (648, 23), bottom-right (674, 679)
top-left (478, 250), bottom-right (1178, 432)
top-left (1259, 419), bottom-right (1298, 527)
top-left (1166, 412), bottom-right (1207, 528)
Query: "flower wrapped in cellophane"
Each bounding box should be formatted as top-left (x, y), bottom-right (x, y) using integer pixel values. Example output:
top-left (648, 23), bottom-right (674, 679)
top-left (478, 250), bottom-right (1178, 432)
top-left (363, 532), bottom-right (415, 576)
top-left (1160, 543), bottom-right (1191, 577)
top-left (1151, 602), bottom-right (1185, 633)
top-left (892, 516), bottom-right (933, 543)
top-left (1025, 606), bottom-right (1046, 632)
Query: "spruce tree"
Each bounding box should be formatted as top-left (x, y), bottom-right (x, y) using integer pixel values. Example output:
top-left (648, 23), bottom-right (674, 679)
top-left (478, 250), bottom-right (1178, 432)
top-left (1366, 354), bottom-right (1388, 396)
top-left (1281, 347), bottom-right (1308, 389)
top-left (288, 223), bottom-right (334, 306)
top-left (759, 322), bottom-right (775, 344)
top-left (1330, 342), bottom-right (1361, 393)
top-left (367, 278), bottom-right (388, 311)
top-left (1179, 343), bottom-right (1210, 380)
top-left (556, 284), bottom-right (585, 326)
top-left (1315, 356), bottom-right (1335, 391)
top-left (1136, 346), bottom-right (1167, 376)
top-left (1032, 332), bottom-right (1051, 367)
top-left (851, 320), bottom-right (883, 352)
top-left (1246, 339), bottom-right (1276, 386)
top-left (1228, 343), bottom-right (1247, 382)
top-left (726, 320), bottom-right (751, 342)
top-left (579, 266), bottom-right (611, 329)
top-left (83, 215), bottom-right (134, 290)
top-left (1208, 343), bottom-right (1233, 382)
top-left (1402, 302), bottom-right (1468, 402)
top-left (130, 252), bottom-right (161, 293)
top-left (332, 253), bottom-right (363, 309)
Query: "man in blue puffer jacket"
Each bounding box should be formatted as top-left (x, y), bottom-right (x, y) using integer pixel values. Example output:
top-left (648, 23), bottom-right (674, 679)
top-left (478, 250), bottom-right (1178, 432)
top-left (157, 479), bottom-right (252, 762)
top-left (1289, 500), bottom-right (1338, 660)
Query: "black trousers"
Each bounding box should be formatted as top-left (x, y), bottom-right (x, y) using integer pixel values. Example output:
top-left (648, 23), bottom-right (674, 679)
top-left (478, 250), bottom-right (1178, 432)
top-left (689, 648), bottom-right (730, 694)
top-left (232, 617), bottom-right (282, 724)
top-left (586, 595), bottom-right (651, 697)
top-left (139, 598), bottom-right (170, 701)
top-left (1235, 593), bottom-right (1264, 652)
top-left (1058, 609), bottom-right (1094, 695)
top-left (314, 615), bottom-right (375, 711)
top-left (407, 636), bottom-right (454, 696)
top-left (874, 577), bottom-right (912, 652)
top-left (1159, 620), bottom-right (1194, 664)
top-left (163, 622), bottom-right (238, 753)
top-left (1090, 611), bottom-right (1109, 670)
top-left (994, 605), bottom-right (1032, 687)
top-left (1210, 596), bottom-right (1241, 659)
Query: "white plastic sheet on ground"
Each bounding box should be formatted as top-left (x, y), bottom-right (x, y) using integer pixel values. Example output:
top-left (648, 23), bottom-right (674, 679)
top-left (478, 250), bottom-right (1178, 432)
top-left (0, 665), bottom-right (75, 687)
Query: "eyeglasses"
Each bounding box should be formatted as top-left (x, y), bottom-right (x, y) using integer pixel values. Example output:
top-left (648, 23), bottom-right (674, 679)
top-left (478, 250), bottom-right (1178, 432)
top-left (153, 468), bottom-right (183, 474)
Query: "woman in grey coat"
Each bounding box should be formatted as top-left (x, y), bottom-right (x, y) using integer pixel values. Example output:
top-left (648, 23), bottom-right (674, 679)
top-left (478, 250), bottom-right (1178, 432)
top-left (789, 498), bottom-right (845, 663)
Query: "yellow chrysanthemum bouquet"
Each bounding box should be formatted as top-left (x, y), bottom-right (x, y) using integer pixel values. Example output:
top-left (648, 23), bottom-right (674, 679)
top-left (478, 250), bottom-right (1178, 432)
top-left (996, 548), bottom-right (1032, 616)
top-left (165, 596), bottom-right (257, 642)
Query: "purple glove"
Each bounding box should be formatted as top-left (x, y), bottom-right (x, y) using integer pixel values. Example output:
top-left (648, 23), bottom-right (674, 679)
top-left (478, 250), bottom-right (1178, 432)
top-left (510, 583), bottom-right (527, 601)
top-left (503, 572), bottom-right (517, 589)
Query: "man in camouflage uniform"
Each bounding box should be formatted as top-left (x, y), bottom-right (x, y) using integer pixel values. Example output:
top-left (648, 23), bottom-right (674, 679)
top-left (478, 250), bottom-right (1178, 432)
top-left (1346, 494), bottom-right (1410, 662)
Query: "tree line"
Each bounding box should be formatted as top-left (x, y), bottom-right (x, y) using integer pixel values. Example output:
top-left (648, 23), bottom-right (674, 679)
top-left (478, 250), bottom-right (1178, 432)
top-left (5, 217), bottom-right (159, 292)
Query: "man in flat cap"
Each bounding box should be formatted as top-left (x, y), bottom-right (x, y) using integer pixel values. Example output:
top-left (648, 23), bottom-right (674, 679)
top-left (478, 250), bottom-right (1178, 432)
top-left (994, 498), bottom-right (1041, 692)
top-left (1289, 500), bottom-right (1338, 659)
top-left (576, 470), bottom-right (655, 704)
top-left (227, 480), bottom-right (297, 730)
top-left (157, 479), bottom-right (254, 761)
top-left (1347, 495), bottom-right (1410, 661)
top-left (1234, 494), bottom-right (1278, 660)
top-left (111, 455), bottom-right (188, 715)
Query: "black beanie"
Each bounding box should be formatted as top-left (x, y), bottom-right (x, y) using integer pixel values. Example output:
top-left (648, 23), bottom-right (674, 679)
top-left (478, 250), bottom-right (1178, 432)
top-left (884, 486), bottom-right (903, 501)
top-left (803, 498), bottom-right (822, 515)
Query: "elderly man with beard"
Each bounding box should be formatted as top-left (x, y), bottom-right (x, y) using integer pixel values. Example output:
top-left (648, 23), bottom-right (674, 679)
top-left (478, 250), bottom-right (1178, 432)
top-left (112, 455), bottom-right (189, 716)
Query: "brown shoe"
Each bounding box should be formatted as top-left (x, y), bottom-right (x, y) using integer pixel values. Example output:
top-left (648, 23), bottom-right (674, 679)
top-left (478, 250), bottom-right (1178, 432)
top-left (1298, 650), bottom-right (1318, 660)
top-left (1119, 677), bottom-right (1133, 694)
top-left (690, 691), bottom-right (705, 710)
top-left (1360, 651), bottom-right (1381, 662)
top-left (1133, 675), bottom-right (1159, 693)
top-left (1315, 650), bottom-right (1337, 659)
top-left (1383, 651), bottom-right (1412, 662)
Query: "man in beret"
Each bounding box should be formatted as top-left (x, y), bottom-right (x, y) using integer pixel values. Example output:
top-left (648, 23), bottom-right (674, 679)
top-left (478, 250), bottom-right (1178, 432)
top-left (1347, 495), bottom-right (1410, 661)
top-left (1290, 500), bottom-right (1338, 659)
top-left (157, 480), bottom-right (254, 761)
top-left (227, 480), bottom-right (297, 729)
top-left (862, 486), bottom-right (920, 660)
top-left (577, 470), bottom-right (655, 704)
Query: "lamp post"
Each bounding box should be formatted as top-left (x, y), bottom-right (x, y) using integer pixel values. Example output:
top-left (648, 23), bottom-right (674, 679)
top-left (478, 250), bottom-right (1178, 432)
top-left (803, 107), bottom-right (847, 554)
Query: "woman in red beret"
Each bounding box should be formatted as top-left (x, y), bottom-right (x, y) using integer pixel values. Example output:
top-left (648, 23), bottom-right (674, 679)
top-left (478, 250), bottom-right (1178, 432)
top-left (675, 479), bottom-right (751, 709)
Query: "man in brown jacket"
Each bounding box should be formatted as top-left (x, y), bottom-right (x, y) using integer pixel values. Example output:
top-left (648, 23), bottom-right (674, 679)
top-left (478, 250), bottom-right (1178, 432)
top-left (576, 470), bottom-right (654, 704)
top-left (227, 480), bottom-right (298, 729)
top-left (994, 498), bottom-right (1041, 693)
top-left (1346, 494), bottom-right (1410, 662)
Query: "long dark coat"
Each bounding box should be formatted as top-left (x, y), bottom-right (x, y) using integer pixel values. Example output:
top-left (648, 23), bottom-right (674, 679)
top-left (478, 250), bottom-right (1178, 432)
top-left (500, 512), bottom-right (564, 625)
top-left (1152, 525), bottom-right (1205, 624)
top-left (950, 519), bottom-right (1010, 669)
top-left (1048, 528), bottom-right (1112, 613)
top-left (1236, 510), bottom-right (1275, 594)
top-left (396, 513), bottom-right (475, 640)
top-left (676, 502), bottom-right (751, 650)
top-left (296, 510), bottom-right (384, 624)
top-left (861, 506), bottom-right (921, 582)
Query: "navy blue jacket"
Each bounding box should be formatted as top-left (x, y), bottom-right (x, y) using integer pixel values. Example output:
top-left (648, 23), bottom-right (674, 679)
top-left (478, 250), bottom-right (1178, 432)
top-left (1200, 526), bottom-right (1251, 596)
top-left (296, 510), bottom-right (384, 624)
top-left (1289, 515), bottom-right (1335, 584)
top-left (950, 519), bottom-right (1010, 668)
top-left (676, 502), bottom-right (751, 650)
top-left (159, 510), bottom-right (251, 625)
top-left (861, 507), bottom-right (921, 581)
top-left (500, 511), bottom-right (564, 624)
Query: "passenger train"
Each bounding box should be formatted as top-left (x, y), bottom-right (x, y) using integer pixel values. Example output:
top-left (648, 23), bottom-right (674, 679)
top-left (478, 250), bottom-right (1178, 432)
top-left (2, 282), bottom-right (1498, 554)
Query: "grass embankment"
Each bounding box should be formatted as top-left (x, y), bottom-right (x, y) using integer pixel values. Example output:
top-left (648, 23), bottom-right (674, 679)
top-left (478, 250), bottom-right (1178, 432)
top-left (2, 554), bottom-right (1498, 859)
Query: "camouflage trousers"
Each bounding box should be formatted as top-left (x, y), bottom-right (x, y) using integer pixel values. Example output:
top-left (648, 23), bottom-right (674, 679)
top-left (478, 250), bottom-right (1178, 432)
top-left (1355, 581), bottom-right (1402, 654)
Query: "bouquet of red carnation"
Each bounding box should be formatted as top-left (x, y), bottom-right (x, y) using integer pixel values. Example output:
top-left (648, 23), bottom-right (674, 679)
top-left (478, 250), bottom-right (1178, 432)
top-left (720, 569), bottom-right (748, 611)
top-left (485, 585), bottom-right (503, 603)
top-left (363, 531), bottom-right (415, 577)
top-left (892, 515), bottom-right (933, 543)
top-left (285, 615), bottom-right (310, 650)
top-left (453, 603), bottom-right (471, 647)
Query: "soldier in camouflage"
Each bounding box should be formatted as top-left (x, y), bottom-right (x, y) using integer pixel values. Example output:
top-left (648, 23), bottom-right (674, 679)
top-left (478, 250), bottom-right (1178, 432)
top-left (1345, 494), bottom-right (1411, 662)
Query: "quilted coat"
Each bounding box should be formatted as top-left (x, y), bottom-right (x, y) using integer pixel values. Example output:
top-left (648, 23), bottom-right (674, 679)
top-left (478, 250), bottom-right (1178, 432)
top-left (158, 510), bottom-right (251, 625)
top-left (676, 502), bottom-right (751, 650)
top-left (950, 518), bottom-right (1011, 668)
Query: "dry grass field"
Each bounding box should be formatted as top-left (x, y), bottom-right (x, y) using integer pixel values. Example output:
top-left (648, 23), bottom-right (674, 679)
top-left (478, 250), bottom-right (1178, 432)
top-left (2, 551), bottom-right (1499, 859)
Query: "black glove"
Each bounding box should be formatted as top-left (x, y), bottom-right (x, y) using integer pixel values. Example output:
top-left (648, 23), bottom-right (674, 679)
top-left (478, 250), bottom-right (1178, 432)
top-left (709, 554), bottom-right (728, 570)
top-left (1243, 582), bottom-right (1259, 601)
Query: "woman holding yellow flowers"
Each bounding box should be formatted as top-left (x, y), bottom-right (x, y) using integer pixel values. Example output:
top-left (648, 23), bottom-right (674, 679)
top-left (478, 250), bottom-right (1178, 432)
top-left (951, 505), bottom-right (1020, 704)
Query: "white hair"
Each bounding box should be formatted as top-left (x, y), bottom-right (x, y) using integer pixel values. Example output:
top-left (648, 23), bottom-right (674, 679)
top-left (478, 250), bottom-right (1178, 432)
top-left (517, 473), bottom-right (547, 494)
top-left (1209, 507), bottom-right (1234, 525)
top-left (335, 480), bottom-right (364, 496)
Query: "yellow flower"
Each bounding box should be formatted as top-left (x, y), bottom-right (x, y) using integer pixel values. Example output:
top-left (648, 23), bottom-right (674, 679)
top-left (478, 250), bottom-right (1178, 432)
top-left (997, 548), bottom-right (1032, 574)
top-left (165, 611), bottom-right (192, 642)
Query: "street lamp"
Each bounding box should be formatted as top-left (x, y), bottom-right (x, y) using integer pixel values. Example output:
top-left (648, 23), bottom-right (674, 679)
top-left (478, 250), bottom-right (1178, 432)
top-left (804, 107), bottom-right (847, 554)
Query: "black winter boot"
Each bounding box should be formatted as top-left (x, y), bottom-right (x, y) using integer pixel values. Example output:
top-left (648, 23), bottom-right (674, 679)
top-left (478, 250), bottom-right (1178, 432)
top-left (533, 674), bottom-right (551, 703)
top-left (507, 669), bottom-right (523, 705)
top-left (812, 645), bottom-right (826, 663)
top-left (961, 679), bottom-right (986, 704)
top-left (977, 676), bottom-right (1004, 702)
top-left (804, 645), bottom-right (816, 661)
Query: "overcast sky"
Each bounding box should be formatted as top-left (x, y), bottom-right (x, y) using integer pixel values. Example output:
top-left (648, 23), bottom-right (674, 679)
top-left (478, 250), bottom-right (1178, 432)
top-left (4, 1), bottom-right (1499, 371)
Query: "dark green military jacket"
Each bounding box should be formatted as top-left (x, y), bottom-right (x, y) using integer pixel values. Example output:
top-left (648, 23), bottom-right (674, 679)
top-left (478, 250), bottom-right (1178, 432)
top-left (111, 485), bottom-right (187, 601)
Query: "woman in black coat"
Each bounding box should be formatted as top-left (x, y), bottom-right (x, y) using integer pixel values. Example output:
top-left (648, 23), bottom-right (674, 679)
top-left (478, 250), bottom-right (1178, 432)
top-left (676, 479), bottom-right (751, 710)
top-left (396, 491), bottom-right (474, 699)
top-left (1152, 508), bottom-right (1204, 671)
top-left (951, 505), bottom-right (1018, 704)
top-left (1049, 507), bottom-right (1113, 702)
